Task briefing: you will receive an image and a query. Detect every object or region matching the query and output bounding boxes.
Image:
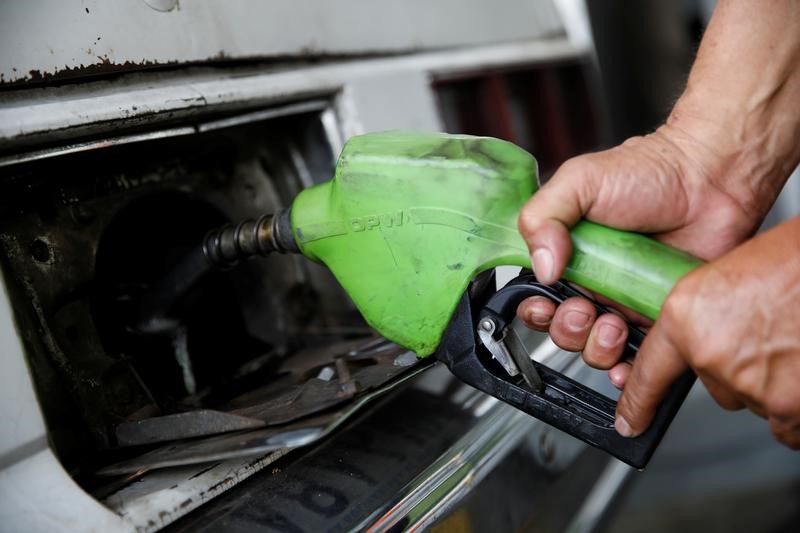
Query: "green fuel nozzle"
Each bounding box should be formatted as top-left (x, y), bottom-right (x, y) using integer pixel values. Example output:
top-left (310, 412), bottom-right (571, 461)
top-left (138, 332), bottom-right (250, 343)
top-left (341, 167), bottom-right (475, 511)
top-left (201, 131), bottom-right (700, 356)
top-left (193, 131), bottom-right (702, 468)
top-left (289, 131), bottom-right (701, 355)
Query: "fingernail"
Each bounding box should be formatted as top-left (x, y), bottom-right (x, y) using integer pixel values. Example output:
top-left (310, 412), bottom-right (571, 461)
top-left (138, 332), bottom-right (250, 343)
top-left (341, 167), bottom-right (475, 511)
top-left (527, 306), bottom-right (551, 326)
top-left (564, 310), bottom-right (590, 331)
top-left (615, 415), bottom-right (634, 437)
top-left (532, 248), bottom-right (554, 283)
top-left (597, 323), bottom-right (623, 348)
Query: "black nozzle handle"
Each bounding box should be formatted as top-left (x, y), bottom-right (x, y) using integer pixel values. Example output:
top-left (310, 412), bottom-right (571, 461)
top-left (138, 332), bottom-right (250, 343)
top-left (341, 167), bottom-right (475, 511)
top-left (436, 275), bottom-right (695, 469)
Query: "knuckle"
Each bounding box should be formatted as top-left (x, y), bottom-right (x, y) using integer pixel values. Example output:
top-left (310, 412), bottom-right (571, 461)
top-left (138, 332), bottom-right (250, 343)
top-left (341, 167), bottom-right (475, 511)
top-left (517, 205), bottom-right (542, 237)
top-left (661, 277), bottom-right (694, 324)
top-left (769, 420), bottom-right (800, 450)
top-left (555, 156), bottom-right (598, 195)
top-left (659, 274), bottom-right (710, 365)
top-left (517, 207), bottom-right (537, 234)
top-left (563, 296), bottom-right (596, 317)
top-left (718, 399), bottom-right (744, 411)
top-left (551, 333), bottom-right (584, 353)
top-left (582, 348), bottom-right (616, 370)
top-left (517, 297), bottom-right (555, 330)
top-left (550, 323), bottom-right (587, 352)
top-left (688, 342), bottom-right (725, 375)
top-left (709, 390), bottom-right (743, 411)
top-left (556, 156), bottom-right (585, 177)
top-left (764, 393), bottom-right (800, 422)
top-left (728, 369), bottom-right (762, 404)
top-left (689, 351), bottom-right (712, 373)
top-left (584, 319), bottom-right (625, 369)
top-left (619, 135), bottom-right (648, 149)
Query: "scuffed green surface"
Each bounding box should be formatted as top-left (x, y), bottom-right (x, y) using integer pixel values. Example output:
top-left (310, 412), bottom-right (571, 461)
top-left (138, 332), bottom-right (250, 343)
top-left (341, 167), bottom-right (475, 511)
top-left (567, 222), bottom-right (702, 320)
top-left (291, 131), bottom-right (700, 356)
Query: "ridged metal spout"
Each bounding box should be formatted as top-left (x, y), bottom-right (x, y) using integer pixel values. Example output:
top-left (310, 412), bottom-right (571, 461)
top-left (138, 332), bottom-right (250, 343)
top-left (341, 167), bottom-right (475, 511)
top-left (202, 208), bottom-right (299, 268)
top-left (135, 208), bottom-right (298, 334)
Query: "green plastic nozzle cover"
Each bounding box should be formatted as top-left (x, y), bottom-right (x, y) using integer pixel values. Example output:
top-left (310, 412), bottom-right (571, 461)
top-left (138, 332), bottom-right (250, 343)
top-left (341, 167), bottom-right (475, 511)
top-left (291, 131), bottom-right (701, 356)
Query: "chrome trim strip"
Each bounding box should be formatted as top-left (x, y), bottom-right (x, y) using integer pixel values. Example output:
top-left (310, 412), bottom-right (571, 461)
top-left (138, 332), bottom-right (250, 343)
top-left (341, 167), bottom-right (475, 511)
top-left (361, 402), bottom-right (534, 532)
top-left (360, 336), bottom-right (624, 532)
top-left (0, 126), bottom-right (196, 168)
top-left (0, 99), bottom-right (330, 168)
top-left (195, 100), bottom-right (328, 133)
top-left (565, 458), bottom-right (633, 533)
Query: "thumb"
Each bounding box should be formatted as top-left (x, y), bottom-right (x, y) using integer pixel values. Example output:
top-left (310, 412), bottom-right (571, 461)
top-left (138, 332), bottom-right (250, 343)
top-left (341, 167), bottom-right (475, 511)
top-left (517, 159), bottom-right (597, 284)
top-left (614, 320), bottom-right (688, 437)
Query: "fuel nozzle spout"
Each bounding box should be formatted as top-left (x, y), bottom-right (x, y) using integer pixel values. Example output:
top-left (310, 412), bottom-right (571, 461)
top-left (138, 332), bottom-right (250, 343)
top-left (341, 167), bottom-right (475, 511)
top-left (202, 208), bottom-right (299, 269)
top-left (134, 208), bottom-right (298, 335)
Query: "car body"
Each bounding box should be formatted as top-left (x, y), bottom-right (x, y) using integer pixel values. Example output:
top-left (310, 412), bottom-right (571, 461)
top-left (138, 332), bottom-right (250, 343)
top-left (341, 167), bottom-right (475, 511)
top-left (0, 2), bottom-right (631, 531)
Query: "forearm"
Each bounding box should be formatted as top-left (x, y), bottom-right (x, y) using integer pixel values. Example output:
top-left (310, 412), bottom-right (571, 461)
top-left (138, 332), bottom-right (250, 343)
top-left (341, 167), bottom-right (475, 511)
top-left (668, 0), bottom-right (800, 215)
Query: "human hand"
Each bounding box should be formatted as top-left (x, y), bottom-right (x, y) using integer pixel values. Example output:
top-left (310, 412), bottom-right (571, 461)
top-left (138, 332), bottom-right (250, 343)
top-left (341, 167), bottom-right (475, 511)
top-left (516, 123), bottom-right (763, 385)
top-left (614, 217), bottom-right (800, 447)
top-left (514, 0), bottom-right (800, 444)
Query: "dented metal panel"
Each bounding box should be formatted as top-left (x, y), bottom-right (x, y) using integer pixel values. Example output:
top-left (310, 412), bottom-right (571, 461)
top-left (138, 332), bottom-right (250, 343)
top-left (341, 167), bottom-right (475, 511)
top-left (0, 0), bottom-right (564, 86)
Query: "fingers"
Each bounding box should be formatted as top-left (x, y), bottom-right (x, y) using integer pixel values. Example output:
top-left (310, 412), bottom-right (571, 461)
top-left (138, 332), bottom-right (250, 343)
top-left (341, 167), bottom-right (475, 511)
top-left (517, 296), bottom-right (556, 330)
top-left (608, 361), bottom-right (632, 390)
top-left (614, 321), bottom-right (689, 437)
top-left (525, 219), bottom-right (572, 284)
top-left (542, 297), bottom-right (629, 368)
top-left (518, 160), bottom-right (595, 284)
top-left (584, 313), bottom-right (628, 369)
top-left (517, 295), bottom-right (629, 367)
top-left (548, 297), bottom-right (596, 352)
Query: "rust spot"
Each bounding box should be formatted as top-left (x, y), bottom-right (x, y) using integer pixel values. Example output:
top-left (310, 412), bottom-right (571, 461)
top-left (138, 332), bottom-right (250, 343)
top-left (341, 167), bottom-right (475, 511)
top-left (4, 57), bottom-right (179, 88)
top-left (246, 456), bottom-right (265, 469)
top-left (208, 476), bottom-right (235, 493)
top-left (1, 49), bottom-right (408, 88)
top-left (179, 498), bottom-right (193, 509)
top-left (26, 70), bottom-right (44, 83)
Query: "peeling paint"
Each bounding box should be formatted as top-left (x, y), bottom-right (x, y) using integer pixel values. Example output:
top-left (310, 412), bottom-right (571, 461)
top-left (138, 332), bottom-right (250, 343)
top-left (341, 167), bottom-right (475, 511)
top-left (0, 51), bottom-right (364, 88)
top-left (8, 57), bottom-right (180, 87)
top-left (1, 0), bottom-right (567, 91)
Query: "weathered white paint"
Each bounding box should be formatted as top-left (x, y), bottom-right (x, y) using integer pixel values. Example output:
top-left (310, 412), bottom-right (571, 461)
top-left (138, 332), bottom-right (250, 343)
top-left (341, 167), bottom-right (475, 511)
top-left (0, 0), bottom-right (564, 86)
top-left (0, 38), bottom-right (585, 150)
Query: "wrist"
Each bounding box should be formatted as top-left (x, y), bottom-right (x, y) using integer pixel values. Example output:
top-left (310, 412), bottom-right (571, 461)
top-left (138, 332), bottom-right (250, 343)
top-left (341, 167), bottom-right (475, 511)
top-left (663, 0), bottom-right (800, 220)
top-left (665, 94), bottom-right (793, 222)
